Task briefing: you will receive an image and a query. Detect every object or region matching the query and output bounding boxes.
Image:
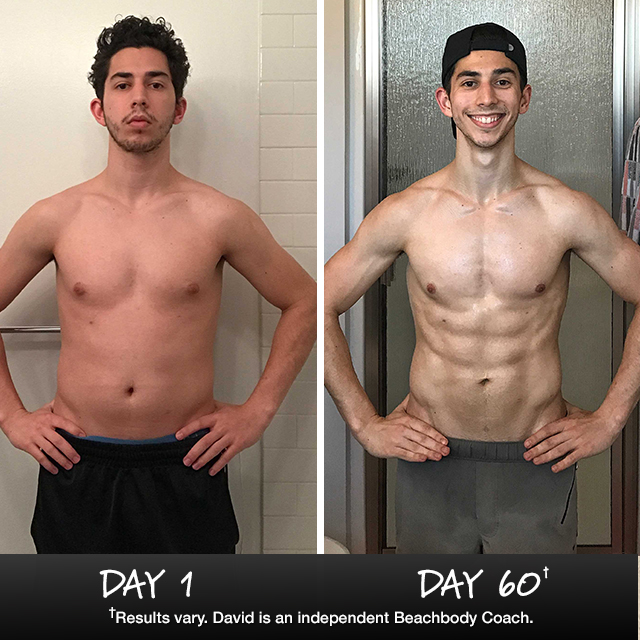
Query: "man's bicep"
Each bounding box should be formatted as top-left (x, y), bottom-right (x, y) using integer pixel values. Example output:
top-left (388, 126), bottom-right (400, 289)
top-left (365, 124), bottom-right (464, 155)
top-left (223, 204), bottom-right (314, 310)
top-left (572, 197), bottom-right (640, 304)
top-left (325, 205), bottom-right (405, 315)
top-left (0, 204), bottom-right (57, 311)
top-left (325, 243), bottom-right (397, 316)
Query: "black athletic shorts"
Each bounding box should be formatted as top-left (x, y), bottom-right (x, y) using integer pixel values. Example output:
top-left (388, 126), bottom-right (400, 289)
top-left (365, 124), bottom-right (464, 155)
top-left (31, 430), bottom-right (239, 554)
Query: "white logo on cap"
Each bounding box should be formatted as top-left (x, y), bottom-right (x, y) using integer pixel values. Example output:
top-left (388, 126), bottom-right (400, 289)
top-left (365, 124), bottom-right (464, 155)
top-left (508, 43), bottom-right (514, 51)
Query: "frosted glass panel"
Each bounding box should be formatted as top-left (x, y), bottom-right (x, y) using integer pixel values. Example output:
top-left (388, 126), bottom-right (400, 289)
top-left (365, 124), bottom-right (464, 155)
top-left (382, 0), bottom-right (613, 547)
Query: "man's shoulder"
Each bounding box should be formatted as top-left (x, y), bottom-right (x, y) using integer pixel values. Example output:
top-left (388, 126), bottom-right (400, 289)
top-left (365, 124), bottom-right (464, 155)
top-left (5, 182), bottom-right (96, 251)
top-left (174, 177), bottom-right (252, 222)
top-left (29, 178), bottom-right (105, 220)
top-left (519, 164), bottom-right (596, 214)
top-left (353, 173), bottom-right (448, 253)
top-left (373, 171), bottom-right (445, 221)
top-left (18, 184), bottom-right (85, 232)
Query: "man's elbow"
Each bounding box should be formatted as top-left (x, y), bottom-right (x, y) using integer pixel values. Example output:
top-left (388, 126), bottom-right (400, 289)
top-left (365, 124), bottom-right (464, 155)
top-left (284, 281), bottom-right (316, 320)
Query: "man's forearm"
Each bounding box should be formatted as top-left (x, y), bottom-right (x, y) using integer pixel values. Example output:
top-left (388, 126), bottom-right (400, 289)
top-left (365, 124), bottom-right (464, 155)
top-left (324, 310), bottom-right (377, 433)
top-left (0, 334), bottom-right (26, 429)
top-left (598, 304), bottom-right (640, 431)
top-left (246, 291), bottom-right (316, 419)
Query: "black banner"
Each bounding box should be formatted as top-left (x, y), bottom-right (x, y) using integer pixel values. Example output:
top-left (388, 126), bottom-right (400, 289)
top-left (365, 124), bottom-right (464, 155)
top-left (1, 554), bottom-right (636, 635)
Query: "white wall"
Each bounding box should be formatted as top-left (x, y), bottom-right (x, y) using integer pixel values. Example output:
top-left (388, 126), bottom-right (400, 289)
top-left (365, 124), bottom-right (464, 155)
top-left (0, 0), bottom-right (269, 553)
top-left (259, 0), bottom-right (317, 554)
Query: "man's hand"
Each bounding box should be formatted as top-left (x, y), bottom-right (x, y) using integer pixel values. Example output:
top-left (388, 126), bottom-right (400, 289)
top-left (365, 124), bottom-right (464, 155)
top-left (177, 402), bottom-right (270, 476)
top-left (352, 403), bottom-right (449, 462)
top-left (523, 402), bottom-right (619, 472)
top-left (3, 402), bottom-right (85, 474)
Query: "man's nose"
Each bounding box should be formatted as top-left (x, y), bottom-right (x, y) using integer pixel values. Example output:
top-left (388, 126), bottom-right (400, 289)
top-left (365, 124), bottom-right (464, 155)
top-left (476, 81), bottom-right (497, 106)
top-left (131, 84), bottom-right (148, 107)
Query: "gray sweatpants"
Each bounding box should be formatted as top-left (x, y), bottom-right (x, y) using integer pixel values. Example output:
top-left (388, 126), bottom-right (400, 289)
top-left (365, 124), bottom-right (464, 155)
top-left (395, 438), bottom-right (577, 554)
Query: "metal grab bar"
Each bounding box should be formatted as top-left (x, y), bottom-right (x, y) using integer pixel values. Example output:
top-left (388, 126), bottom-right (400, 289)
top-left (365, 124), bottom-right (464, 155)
top-left (0, 326), bottom-right (60, 333)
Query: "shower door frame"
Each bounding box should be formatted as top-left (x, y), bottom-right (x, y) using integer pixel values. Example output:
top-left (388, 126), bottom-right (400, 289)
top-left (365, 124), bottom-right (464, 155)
top-left (360, 0), bottom-right (640, 554)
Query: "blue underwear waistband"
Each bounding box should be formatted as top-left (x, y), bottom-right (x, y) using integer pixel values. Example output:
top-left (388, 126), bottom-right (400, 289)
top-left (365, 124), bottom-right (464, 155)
top-left (82, 428), bottom-right (208, 445)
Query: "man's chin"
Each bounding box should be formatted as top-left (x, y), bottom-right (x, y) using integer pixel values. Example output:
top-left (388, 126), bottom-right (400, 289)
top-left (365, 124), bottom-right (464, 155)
top-left (105, 120), bottom-right (172, 154)
top-left (108, 131), bottom-right (171, 154)
top-left (458, 128), bottom-right (511, 150)
top-left (116, 139), bottom-right (165, 154)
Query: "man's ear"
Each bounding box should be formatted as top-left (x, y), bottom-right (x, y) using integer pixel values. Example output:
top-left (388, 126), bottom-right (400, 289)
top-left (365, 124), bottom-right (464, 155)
top-left (90, 98), bottom-right (106, 127)
top-left (435, 87), bottom-right (453, 118)
top-left (173, 97), bottom-right (187, 124)
top-left (519, 84), bottom-right (532, 115)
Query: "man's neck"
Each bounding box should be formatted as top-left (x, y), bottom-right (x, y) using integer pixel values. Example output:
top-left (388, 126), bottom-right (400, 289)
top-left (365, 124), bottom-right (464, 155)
top-left (102, 137), bottom-right (177, 206)
top-left (450, 131), bottom-right (522, 204)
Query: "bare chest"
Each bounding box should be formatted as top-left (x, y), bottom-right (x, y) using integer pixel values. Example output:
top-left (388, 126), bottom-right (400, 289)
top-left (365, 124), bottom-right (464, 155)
top-left (405, 208), bottom-right (569, 302)
top-left (54, 212), bottom-right (223, 308)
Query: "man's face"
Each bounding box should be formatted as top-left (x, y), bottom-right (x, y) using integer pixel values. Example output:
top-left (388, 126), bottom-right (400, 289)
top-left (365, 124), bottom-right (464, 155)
top-left (91, 47), bottom-right (186, 154)
top-left (436, 50), bottom-right (531, 149)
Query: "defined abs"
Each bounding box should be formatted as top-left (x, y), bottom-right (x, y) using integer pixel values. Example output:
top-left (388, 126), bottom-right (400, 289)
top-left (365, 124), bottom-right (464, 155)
top-left (408, 346), bottom-right (563, 441)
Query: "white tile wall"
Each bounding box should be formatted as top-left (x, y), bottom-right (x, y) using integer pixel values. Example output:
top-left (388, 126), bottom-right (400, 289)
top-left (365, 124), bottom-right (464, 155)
top-left (260, 181), bottom-right (316, 213)
top-left (293, 148), bottom-right (316, 180)
top-left (261, 15), bottom-right (293, 47)
top-left (293, 81), bottom-right (317, 113)
top-left (262, 0), bottom-right (316, 15)
top-left (260, 115), bottom-right (316, 147)
top-left (259, 0), bottom-right (316, 554)
top-left (260, 82), bottom-right (294, 114)
top-left (261, 48), bottom-right (317, 81)
top-left (293, 15), bottom-right (317, 47)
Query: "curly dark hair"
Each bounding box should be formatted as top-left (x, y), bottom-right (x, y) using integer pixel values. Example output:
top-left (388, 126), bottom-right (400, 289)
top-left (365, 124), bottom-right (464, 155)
top-left (88, 16), bottom-right (190, 102)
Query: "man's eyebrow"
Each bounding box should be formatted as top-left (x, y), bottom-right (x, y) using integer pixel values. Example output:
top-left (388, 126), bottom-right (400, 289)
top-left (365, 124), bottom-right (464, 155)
top-left (491, 67), bottom-right (517, 77)
top-left (455, 70), bottom-right (480, 80)
top-left (455, 67), bottom-right (517, 80)
top-left (145, 71), bottom-right (170, 79)
top-left (109, 71), bottom-right (171, 81)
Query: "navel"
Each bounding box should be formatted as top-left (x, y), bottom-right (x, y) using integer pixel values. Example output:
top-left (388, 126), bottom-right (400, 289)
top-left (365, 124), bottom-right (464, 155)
top-left (73, 282), bottom-right (86, 296)
top-left (479, 378), bottom-right (490, 386)
top-left (426, 283), bottom-right (437, 295)
top-left (125, 386), bottom-right (135, 396)
top-left (535, 283), bottom-right (546, 293)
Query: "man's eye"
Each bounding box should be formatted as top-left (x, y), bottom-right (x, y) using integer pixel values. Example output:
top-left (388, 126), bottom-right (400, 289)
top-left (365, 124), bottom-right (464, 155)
top-left (115, 83), bottom-right (128, 90)
top-left (497, 79), bottom-right (511, 86)
top-left (150, 83), bottom-right (163, 89)
top-left (462, 81), bottom-right (475, 87)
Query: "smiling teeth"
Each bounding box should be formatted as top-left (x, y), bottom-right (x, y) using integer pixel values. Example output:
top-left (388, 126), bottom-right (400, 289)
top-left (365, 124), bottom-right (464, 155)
top-left (471, 115), bottom-right (501, 124)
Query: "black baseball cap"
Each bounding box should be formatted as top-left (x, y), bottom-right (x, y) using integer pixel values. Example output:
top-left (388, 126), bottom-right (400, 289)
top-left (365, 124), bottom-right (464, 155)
top-left (441, 23), bottom-right (528, 138)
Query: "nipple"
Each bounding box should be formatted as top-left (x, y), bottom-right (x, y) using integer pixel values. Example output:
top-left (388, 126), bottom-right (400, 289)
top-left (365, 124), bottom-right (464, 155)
top-left (535, 283), bottom-right (546, 293)
top-left (186, 283), bottom-right (200, 295)
top-left (426, 283), bottom-right (437, 294)
top-left (73, 282), bottom-right (86, 296)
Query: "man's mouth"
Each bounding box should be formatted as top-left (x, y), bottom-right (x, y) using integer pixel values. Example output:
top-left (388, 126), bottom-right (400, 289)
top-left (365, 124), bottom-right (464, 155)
top-left (126, 114), bottom-right (152, 125)
top-left (467, 113), bottom-right (505, 128)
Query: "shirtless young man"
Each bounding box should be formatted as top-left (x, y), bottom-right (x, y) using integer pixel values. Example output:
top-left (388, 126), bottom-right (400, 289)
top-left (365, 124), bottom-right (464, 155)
top-left (0, 16), bottom-right (316, 553)
top-left (325, 23), bottom-right (640, 554)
